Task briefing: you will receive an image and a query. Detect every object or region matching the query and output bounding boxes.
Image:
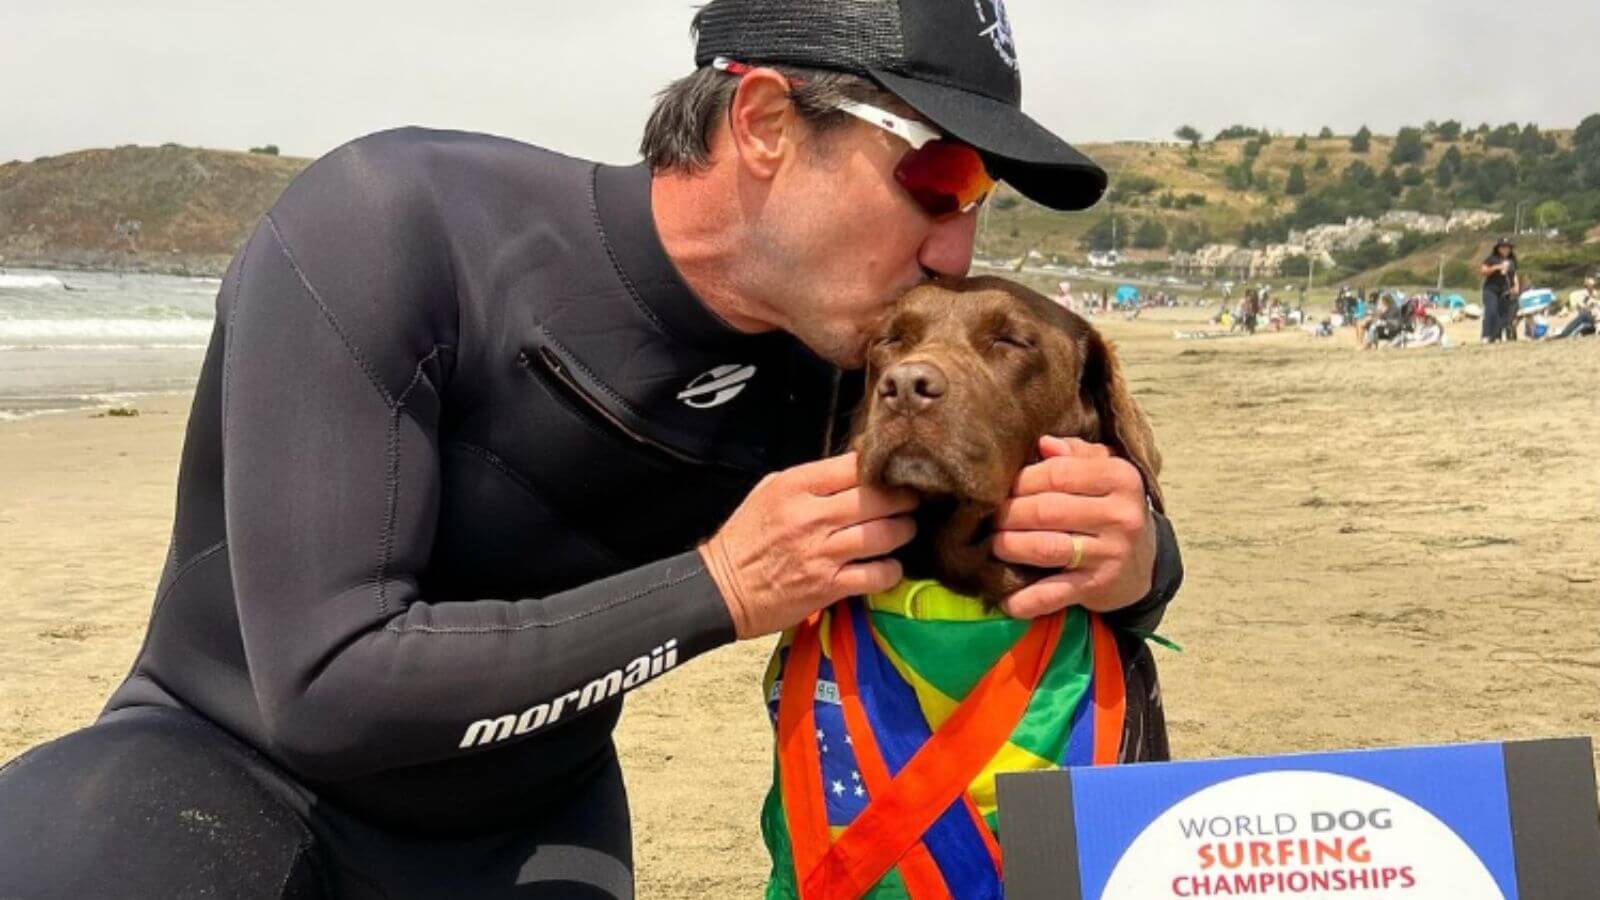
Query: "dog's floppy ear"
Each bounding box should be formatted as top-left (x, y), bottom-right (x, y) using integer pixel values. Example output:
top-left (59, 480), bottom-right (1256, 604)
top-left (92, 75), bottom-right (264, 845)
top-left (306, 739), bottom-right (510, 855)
top-left (1077, 328), bottom-right (1165, 513)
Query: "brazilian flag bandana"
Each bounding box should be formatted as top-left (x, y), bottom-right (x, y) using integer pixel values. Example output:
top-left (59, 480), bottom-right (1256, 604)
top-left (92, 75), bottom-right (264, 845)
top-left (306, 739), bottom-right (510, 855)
top-left (760, 580), bottom-right (1127, 899)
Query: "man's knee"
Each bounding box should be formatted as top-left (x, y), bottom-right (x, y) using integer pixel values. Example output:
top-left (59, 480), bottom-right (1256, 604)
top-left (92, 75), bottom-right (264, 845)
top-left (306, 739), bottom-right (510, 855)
top-left (0, 711), bottom-right (325, 899)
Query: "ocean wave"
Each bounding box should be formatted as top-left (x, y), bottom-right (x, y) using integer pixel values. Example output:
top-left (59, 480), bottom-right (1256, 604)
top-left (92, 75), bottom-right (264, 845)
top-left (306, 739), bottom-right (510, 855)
top-left (0, 274), bottom-right (65, 289)
top-left (0, 318), bottom-right (215, 340)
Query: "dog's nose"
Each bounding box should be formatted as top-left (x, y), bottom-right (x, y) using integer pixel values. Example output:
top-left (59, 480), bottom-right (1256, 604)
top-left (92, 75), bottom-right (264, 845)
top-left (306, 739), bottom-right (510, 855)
top-left (879, 361), bottom-right (948, 414)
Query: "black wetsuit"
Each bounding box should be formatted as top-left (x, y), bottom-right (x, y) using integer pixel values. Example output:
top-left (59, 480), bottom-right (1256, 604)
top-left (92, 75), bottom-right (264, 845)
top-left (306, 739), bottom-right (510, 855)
top-left (0, 128), bottom-right (1183, 899)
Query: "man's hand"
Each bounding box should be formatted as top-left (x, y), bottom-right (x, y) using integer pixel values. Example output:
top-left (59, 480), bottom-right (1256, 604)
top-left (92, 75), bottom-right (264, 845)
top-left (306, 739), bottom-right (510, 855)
top-left (991, 436), bottom-right (1157, 619)
top-left (700, 453), bottom-right (917, 640)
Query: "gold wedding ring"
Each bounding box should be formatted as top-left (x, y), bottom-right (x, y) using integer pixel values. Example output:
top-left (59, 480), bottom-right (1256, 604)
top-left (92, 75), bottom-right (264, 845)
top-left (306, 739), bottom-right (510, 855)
top-left (1065, 533), bottom-right (1086, 571)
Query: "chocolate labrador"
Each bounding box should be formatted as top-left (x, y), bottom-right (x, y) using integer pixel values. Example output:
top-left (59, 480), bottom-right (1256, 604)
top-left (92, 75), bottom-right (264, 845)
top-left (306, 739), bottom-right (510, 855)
top-left (850, 275), bottom-right (1169, 761)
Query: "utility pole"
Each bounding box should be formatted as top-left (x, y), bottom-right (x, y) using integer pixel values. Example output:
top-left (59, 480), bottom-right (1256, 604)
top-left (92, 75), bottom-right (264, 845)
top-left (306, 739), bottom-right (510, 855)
top-left (1437, 255), bottom-right (1445, 291)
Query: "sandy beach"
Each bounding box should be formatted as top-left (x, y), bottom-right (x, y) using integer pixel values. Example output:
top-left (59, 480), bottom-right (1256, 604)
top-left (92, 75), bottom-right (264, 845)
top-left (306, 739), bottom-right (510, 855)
top-left (2, 312), bottom-right (1596, 897)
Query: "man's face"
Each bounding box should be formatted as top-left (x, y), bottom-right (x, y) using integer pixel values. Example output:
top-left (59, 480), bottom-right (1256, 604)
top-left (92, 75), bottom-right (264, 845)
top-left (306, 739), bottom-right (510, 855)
top-left (758, 111), bottom-right (981, 369)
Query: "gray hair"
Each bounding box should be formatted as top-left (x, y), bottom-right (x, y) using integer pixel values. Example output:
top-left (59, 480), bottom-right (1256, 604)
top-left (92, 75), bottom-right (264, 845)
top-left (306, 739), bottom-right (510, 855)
top-left (641, 12), bottom-right (901, 173)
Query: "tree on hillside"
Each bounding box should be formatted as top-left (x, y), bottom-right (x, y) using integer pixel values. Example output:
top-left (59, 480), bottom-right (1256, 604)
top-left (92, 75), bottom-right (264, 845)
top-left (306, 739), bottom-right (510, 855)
top-left (1240, 218), bottom-right (1289, 247)
top-left (1133, 219), bottom-right (1168, 249)
top-left (1401, 166), bottom-right (1425, 187)
top-left (1515, 124), bottom-right (1556, 157)
top-left (1485, 122), bottom-right (1521, 148)
top-left (1576, 113), bottom-right (1600, 149)
top-left (1243, 140), bottom-right (1262, 161)
top-left (1534, 200), bottom-right (1570, 230)
top-left (1318, 126), bottom-right (1335, 139)
top-left (1402, 184), bottom-right (1444, 214)
top-left (1434, 120), bottom-right (1462, 142)
top-left (1080, 216), bottom-right (1117, 251)
top-left (1433, 145), bottom-right (1462, 189)
top-left (1214, 125), bottom-right (1262, 141)
top-left (1344, 235), bottom-right (1394, 271)
top-left (1175, 125), bottom-right (1202, 148)
top-left (1576, 114), bottom-right (1600, 189)
top-left (1313, 155), bottom-right (1330, 171)
top-left (1462, 155), bottom-right (1518, 203)
top-left (1342, 161), bottom-right (1377, 188)
top-left (249, 145), bottom-right (280, 156)
top-left (1294, 136), bottom-right (1308, 151)
top-left (1350, 126), bottom-right (1372, 153)
top-left (1379, 168), bottom-right (1404, 198)
top-left (1389, 127), bottom-right (1425, 166)
top-left (1286, 164), bottom-right (1308, 195)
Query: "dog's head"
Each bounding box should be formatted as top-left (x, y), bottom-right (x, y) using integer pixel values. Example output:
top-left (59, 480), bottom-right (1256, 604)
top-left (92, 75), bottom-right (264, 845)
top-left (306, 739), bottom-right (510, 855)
top-left (849, 276), bottom-right (1162, 603)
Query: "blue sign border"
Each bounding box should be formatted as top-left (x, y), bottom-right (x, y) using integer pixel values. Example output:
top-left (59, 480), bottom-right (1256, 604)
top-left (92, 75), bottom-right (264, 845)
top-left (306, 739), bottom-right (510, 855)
top-left (1068, 742), bottom-right (1518, 899)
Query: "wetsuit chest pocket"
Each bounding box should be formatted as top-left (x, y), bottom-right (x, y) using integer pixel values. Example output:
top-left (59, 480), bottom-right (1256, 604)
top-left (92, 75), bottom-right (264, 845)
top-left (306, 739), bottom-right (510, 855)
top-left (517, 345), bottom-right (706, 470)
top-left (517, 331), bottom-right (759, 473)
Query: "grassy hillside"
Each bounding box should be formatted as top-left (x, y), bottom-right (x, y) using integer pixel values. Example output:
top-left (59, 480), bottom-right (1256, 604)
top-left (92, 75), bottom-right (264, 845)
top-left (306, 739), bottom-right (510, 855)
top-left (0, 145), bottom-right (308, 274)
top-left (977, 133), bottom-right (1558, 265)
top-left (1, 123), bottom-right (1593, 280)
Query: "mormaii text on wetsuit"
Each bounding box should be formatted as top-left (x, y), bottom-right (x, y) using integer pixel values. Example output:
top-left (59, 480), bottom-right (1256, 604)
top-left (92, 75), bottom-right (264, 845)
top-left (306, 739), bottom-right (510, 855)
top-left (459, 640), bottom-right (680, 749)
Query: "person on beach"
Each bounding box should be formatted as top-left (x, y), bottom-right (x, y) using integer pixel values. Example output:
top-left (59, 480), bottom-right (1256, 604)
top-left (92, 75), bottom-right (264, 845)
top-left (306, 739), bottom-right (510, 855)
top-left (0, 1), bottom-right (1183, 897)
top-left (1547, 276), bottom-right (1597, 340)
top-left (1361, 295), bottom-right (1405, 350)
top-left (1480, 238), bottom-right (1520, 343)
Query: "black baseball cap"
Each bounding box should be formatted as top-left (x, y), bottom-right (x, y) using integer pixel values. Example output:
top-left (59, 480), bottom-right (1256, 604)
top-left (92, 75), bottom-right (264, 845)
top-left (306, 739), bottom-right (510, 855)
top-left (693, 0), bottom-right (1108, 211)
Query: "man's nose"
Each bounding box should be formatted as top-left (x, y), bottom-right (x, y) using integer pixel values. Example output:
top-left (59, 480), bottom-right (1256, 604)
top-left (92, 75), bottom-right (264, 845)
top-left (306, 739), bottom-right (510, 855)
top-left (917, 207), bottom-right (979, 278)
top-left (878, 360), bottom-right (948, 415)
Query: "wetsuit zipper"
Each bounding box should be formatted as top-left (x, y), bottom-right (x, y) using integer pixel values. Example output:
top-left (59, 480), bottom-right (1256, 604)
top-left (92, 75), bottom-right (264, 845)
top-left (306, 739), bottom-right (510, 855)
top-left (517, 346), bottom-right (744, 472)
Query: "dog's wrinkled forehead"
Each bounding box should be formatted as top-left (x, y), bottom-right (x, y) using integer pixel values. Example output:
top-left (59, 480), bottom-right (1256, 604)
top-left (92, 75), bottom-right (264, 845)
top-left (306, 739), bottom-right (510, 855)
top-left (878, 277), bottom-right (1090, 361)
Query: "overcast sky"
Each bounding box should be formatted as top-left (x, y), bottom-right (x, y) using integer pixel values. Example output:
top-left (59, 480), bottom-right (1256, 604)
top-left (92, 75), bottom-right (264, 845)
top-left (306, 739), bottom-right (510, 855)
top-left (3, 1), bottom-right (1597, 165)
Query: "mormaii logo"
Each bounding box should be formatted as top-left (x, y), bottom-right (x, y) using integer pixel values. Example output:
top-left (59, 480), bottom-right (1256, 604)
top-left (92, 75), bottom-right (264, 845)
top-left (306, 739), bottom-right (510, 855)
top-left (458, 639), bottom-right (679, 749)
top-left (677, 364), bottom-right (756, 409)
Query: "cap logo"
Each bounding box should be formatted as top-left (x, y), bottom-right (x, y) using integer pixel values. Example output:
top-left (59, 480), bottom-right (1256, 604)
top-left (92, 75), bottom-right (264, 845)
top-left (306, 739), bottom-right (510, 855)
top-left (973, 0), bottom-right (1017, 71)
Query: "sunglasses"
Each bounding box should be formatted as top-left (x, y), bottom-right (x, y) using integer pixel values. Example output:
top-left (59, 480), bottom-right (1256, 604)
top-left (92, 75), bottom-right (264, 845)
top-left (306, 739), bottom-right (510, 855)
top-left (712, 57), bottom-right (996, 222)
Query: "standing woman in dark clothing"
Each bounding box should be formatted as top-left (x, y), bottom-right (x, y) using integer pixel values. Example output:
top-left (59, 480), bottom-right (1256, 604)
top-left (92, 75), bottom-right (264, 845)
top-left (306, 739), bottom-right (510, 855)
top-left (1480, 238), bottom-right (1519, 343)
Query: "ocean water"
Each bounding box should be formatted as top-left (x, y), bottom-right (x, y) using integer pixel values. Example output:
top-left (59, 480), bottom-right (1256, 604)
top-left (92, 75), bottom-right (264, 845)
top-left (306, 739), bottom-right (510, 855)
top-left (0, 267), bottom-right (216, 420)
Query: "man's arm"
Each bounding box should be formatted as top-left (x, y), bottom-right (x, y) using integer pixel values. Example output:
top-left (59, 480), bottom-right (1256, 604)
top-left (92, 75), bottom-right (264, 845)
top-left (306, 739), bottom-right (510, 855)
top-left (221, 141), bottom-right (737, 781)
top-left (221, 134), bottom-right (914, 781)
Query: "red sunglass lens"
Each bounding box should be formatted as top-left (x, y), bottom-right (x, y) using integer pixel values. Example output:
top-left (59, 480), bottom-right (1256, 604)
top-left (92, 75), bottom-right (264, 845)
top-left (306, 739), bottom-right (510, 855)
top-left (894, 140), bottom-right (992, 220)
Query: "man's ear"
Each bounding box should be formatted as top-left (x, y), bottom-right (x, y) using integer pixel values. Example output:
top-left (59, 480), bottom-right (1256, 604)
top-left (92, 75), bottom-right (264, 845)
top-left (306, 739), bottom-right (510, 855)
top-left (725, 68), bottom-right (801, 180)
top-left (1077, 328), bottom-right (1165, 513)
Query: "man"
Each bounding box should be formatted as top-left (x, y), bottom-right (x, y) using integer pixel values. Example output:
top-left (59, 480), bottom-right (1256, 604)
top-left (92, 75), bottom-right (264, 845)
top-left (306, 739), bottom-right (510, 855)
top-left (0, 1), bottom-right (1182, 897)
